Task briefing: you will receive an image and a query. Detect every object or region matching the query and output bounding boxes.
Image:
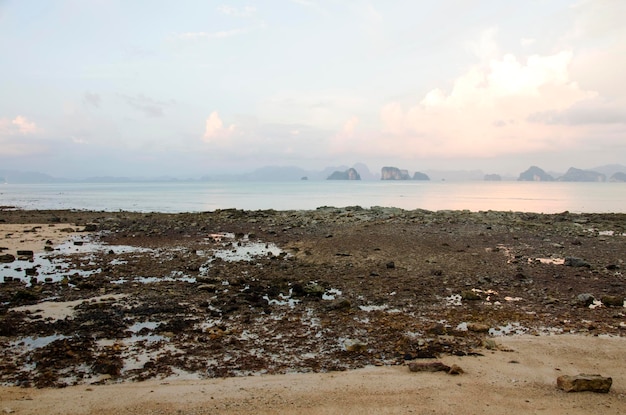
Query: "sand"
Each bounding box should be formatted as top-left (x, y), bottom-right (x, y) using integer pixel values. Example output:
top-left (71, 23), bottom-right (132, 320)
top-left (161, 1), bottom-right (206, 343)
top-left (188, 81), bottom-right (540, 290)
top-left (0, 224), bottom-right (81, 256)
top-left (1, 335), bottom-right (625, 414)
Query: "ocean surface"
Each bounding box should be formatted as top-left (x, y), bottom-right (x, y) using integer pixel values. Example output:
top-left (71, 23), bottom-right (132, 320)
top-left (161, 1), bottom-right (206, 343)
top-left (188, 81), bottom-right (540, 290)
top-left (1, 181), bottom-right (626, 214)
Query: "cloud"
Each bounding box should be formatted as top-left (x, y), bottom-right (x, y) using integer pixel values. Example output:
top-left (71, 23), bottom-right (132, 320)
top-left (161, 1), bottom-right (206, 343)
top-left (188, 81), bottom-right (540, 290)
top-left (177, 28), bottom-right (249, 40)
top-left (218, 5), bottom-right (256, 18)
top-left (529, 98), bottom-right (626, 125)
top-left (0, 115), bottom-right (44, 156)
top-left (12, 116), bottom-right (38, 134)
top-left (378, 48), bottom-right (596, 159)
top-left (120, 94), bottom-right (172, 118)
top-left (203, 111), bottom-right (235, 142)
top-left (0, 115), bottom-right (39, 136)
top-left (83, 92), bottom-right (101, 108)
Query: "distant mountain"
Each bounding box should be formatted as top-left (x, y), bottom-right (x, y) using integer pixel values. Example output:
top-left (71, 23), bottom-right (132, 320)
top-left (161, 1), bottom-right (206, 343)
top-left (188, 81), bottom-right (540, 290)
top-left (424, 169), bottom-right (485, 181)
top-left (327, 168), bottom-right (361, 180)
top-left (412, 171), bottom-right (430, 180)
top-left (352, 163), bottom-right (377, 180)
top-left (0, 169), bottom-right (61, 183)
top-left (558, 167), bottom-right (606, 182)
top-left (240, 166), bottom-right (310, 181)
top-left (610, 172), bottom-right (626, 182)
top-left (518, 166), bottom-right (554, 181)
top-left (591, 164), bottom-right (626, 178)
top-left (484, 174), bottom-right (502, 181)
top-left (381, 166), bottom-right (411, 180)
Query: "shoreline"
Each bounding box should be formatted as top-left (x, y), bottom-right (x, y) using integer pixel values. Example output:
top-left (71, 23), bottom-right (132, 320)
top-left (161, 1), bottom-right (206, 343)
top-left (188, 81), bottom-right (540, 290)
top-left (1, 208), bottom-right (625, 412)
top-left (1, 334), bottom-right (625, 414)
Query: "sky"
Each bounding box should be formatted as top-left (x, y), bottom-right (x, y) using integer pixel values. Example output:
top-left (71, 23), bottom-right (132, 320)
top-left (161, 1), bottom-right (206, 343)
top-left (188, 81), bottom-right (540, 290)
top-left (1, 0), bottom-right (625, 178)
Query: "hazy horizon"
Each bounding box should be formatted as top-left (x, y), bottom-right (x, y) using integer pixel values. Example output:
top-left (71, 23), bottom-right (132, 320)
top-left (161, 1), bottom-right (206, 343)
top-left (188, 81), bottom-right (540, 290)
top-left (1, 1), bottom-right (625, 178)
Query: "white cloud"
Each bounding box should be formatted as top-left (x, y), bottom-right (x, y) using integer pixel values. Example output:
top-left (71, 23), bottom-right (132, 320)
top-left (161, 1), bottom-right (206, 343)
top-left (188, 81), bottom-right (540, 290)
top-left (378, 48), bottom-right (596, 159)
top-left (0, 115), bottom-right (44, 156)
top-left (218, 5), bottom-right (256, 18)
top-left (12, 116), bottom-right (38, 134)
top-left (0, 115), bottom-right (39, 136)
top-left (203, 111), bottom-right (235, 142)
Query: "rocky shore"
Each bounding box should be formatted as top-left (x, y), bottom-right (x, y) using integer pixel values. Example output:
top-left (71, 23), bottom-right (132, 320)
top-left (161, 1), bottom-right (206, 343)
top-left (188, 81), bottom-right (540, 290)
top-left (1, 207), bottom-right (625, 388)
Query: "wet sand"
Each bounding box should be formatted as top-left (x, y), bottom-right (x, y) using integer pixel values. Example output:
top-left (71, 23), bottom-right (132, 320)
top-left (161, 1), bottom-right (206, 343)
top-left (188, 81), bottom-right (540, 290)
top-left (1, 335), bottom-right (625, 414)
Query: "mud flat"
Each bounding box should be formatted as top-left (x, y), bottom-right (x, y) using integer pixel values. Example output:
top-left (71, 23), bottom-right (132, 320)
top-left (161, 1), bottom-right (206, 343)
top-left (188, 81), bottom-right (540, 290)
top-left (1, 207), bottom-right (625, 412)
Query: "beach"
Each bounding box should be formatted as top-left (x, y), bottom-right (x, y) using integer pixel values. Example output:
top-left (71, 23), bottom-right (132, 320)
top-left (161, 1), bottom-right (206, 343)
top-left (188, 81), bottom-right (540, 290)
top-left (1, 208), bottom-right (625, 413)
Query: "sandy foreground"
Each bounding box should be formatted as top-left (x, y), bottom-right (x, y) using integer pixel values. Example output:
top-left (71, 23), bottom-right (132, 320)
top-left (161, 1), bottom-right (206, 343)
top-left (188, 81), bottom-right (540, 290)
top-left (0, 223), bottom-right (84, 255)
top-left (1, 335), bottom-right (625, 415)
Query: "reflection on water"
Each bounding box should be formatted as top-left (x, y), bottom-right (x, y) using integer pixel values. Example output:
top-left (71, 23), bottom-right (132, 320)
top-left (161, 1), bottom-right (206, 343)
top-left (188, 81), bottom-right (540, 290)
top-left (3, 181), bottom-right (626, 213)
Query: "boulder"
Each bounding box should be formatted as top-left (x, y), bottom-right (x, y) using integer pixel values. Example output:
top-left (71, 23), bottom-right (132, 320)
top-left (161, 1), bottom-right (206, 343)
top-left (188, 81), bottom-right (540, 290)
top-left (576, 293), bottom-right (595, 307)
top-left (601, 295), bottom-right (624, 307)
top-left (557, 374), bottom-right (612, 393)
top-left (0, 253), bottom-right (16, 263)
top-left (564, 257), bottom-right (590, 268)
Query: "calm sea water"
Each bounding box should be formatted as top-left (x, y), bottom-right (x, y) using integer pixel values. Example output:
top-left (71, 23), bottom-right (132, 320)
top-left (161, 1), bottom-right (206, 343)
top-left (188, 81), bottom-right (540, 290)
top-left (1, 181), bottom-right (625, 213)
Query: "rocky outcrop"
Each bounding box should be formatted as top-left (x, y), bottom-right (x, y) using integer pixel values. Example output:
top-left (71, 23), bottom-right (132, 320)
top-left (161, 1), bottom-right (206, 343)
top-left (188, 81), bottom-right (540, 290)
top-left (381, 167), bottom-right (411, 180)
top-left (327, 168), bottom-right (361, 180)
top-left (484, 174), bottom-right (501, 181)
top-left (609, 172), bottom-right (626, 182)
top-left (412, 172), bottom-right (430, 181)
top-left (558, 167), bottom-right (606, 182)
top-left (518, 166), bottom-right (554, 181)
top-left (557, 374), bottom-right (612, 393)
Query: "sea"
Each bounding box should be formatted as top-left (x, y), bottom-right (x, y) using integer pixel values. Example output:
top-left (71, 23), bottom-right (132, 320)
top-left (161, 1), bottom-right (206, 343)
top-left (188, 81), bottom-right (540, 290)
top-left (1, 181), bottom-right (625, 214)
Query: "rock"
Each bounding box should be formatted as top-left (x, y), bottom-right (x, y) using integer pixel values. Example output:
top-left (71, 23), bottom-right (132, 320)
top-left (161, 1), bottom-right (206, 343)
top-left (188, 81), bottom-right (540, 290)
top-left (408, 362), bottom-right (450, 373)
top-left (557, 374), bottom-right (612, 393)
top-left (0, 253), bottom-right (16, 263)
top-left (197, 284), bottom-right (218, 291)
top-left (303, 282), bottom-right (325, 298)
top-left (448, 364), bottom-right (464, 375)
top-left (343, 338), bottom-right (367, 352)
top-left (386, 261), bottom-right (395, 269)
top-left (576, 293), bottom-right (595, 307)
top-left (83, 224), bottom-right (98, 232)
top-left (601, 295), bottom-right (624, 307)
top-left (564, 257), bottom-right (590, 268)
top-left (461, 291), bottom-right (482, 301)
top-left (16, 250), bottom-right (34, 257)
top-left (467, 322), bottom-right (490, 333)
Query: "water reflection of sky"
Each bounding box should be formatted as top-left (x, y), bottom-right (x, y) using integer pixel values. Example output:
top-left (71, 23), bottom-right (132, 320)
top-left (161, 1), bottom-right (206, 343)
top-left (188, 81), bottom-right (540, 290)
top-left (3, 181), bottom-right (625, 213)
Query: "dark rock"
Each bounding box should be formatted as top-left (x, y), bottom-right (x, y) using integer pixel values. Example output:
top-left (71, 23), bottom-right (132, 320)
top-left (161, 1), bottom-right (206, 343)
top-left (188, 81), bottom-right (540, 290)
top-left (601, 295), bottom-right (624, 307)
top-left (0, 253), bottom-right (16, 263)
top-left (16, 250), bottom-right (34, 257)
top-left (467, 322), bottom-right (490, 333)
top-left (386, 261), bottom-right (395, 269)
top-left (83, 224), bottom-right (98, 232)
top-left (564, 257), bottom-right (590, 268)
top-left (461, 291), bottom-right (482, 301)
top-left (557, 374), bottom-right (612, 393)
top-left (576, 293), bottom-right (595, 307)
